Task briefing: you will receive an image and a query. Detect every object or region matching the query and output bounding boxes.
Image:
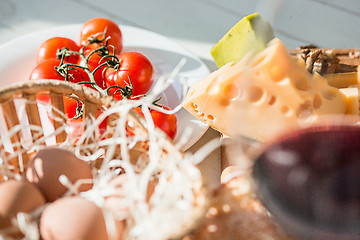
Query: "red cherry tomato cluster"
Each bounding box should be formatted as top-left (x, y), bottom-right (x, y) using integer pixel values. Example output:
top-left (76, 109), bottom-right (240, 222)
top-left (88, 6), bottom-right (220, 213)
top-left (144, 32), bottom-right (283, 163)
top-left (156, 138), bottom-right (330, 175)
top-left (29, 17), bottom-right (177, 140)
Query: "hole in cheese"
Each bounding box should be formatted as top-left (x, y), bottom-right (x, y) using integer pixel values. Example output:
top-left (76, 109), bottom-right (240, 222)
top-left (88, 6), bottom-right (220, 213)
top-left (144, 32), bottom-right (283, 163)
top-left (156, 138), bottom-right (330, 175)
top-left (293, 75), bottom-right (310, 91)
top-left (224, 83), bottom-right (241, 100)
top-left (247, 86), bottom-right (264, 103)
top-left (220, 97), bottom-right (231, 106)
top-left (207, 114), bottom-right (215, 121)
top-left (191, 102), bottom-right (200, 113)
top-left (191, 102), bottom-right (199, 110)
top-left (296, 101), bottom-right (314, 121)
top-left (313, 94), bottom-right (322, 109)
top-left (268, 96), bottom-right (277, 106)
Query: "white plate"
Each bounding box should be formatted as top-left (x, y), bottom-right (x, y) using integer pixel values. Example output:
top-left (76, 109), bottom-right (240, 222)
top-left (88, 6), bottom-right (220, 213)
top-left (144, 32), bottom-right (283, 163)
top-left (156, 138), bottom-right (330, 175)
top-left (0, 24), bottom-right (210, 150)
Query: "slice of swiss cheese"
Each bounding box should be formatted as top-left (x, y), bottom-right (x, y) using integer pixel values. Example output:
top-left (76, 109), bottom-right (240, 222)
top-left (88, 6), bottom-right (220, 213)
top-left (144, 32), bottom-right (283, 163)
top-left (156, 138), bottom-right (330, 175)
top-left (183, 38), bottom-right (347, 142)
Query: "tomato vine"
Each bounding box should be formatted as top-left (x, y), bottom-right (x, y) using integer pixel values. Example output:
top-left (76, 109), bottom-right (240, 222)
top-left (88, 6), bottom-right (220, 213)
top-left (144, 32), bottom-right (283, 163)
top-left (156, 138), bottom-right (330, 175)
top-left (54, 30), bottom-right (134, 99)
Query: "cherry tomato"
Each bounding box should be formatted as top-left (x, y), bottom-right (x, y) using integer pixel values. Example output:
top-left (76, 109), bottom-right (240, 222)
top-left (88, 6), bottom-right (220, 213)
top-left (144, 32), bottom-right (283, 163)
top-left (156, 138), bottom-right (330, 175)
top-left (30, 59), bottom-right (65, 81)
top-left (63, 97), bottom-right (83, 119)
top-left (105, 51), bottom-right (154, 100)
top-left (36, 37), bottom-right (80, 64)
top-left (29, 59), bottom-right (89, 119)
top-left (30, 59), bottom-right (89, 83)
top-left (80, 17), bottom-right (123, 53)
top-left (133, 105), bottom-right (177, 140)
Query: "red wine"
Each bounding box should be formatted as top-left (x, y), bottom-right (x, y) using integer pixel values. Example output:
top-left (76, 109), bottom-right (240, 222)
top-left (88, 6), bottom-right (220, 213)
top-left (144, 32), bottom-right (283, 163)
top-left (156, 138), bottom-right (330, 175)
top-left (253, 125), bottom-right (360, 240)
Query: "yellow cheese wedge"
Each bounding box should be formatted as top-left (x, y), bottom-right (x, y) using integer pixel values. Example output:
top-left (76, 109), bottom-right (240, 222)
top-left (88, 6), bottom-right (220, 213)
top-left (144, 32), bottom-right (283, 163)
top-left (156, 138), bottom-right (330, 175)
top-left (184, 38), bottom-right (347, 142)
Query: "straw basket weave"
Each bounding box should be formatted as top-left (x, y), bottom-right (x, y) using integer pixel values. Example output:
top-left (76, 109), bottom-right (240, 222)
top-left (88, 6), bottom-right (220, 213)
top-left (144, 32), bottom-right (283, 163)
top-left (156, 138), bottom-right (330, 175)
top-left (0, 79), bottom-right (209, 240)
top-left (0, 79), bottom-right (114, 168)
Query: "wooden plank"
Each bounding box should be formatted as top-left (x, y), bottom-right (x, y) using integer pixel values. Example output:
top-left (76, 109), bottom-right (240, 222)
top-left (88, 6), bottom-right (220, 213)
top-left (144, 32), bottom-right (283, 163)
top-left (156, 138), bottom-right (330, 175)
top-left (78, 0), bottom-right (242, 44)
top-left (25, 95), bottom-right (44, 144)
top-left (49, 95), bottom-right (67, 144)
top-left (2, 101), bottom-right (21, 148)
top-left (187, 128), bottom-right (221, 189)
top-left (1, 100), bottom-right (29, 164)
top-left (0, 0), bottom-right (112, 43)
top-left (268, 0), bottom-right (360, 48)
top-left (312, 0), bottom-right (360, 15)
top-left (192, 0), bottom-right (360, 49)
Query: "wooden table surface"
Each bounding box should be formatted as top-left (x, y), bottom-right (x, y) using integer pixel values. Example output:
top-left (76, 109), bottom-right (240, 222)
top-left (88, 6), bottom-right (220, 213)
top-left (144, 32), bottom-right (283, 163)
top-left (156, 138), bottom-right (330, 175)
top-left (0, 0), bottom-right (359, 188)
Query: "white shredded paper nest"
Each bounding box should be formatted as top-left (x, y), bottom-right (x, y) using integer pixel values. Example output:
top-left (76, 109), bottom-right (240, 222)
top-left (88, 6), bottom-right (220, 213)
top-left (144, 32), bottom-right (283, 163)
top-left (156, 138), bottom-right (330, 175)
top-left (0, 61), bottom-right (218, 240)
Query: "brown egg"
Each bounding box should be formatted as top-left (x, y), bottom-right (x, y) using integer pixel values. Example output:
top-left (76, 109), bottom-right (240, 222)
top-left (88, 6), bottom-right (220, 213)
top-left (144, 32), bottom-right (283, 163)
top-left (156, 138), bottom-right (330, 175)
top-left (26, 147), bottom-right (93, 202)
top-left (0, 179), bottom-right (46, 230)
top-left (40, 196), bottom-right (122, 240)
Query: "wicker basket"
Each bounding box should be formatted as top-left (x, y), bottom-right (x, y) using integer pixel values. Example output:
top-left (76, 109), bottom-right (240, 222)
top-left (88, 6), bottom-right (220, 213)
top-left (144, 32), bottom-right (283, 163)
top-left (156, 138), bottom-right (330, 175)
top-left (0, 79), bottom-right (112, 169)
top-left (0, 80), bottom-right (209, 240)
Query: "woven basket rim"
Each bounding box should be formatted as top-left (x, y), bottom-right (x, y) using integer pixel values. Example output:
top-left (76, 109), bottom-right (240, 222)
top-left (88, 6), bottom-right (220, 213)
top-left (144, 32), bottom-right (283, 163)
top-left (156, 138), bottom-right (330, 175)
top-left (0, 79), bottom-right (179, 142)
top-left (0, 79), bottom-right (115, 106)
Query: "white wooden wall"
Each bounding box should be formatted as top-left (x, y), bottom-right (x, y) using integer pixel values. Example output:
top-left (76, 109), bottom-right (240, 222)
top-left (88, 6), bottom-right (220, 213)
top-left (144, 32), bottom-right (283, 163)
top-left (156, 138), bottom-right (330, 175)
top-left (0, 0), bottom-right (359, 72)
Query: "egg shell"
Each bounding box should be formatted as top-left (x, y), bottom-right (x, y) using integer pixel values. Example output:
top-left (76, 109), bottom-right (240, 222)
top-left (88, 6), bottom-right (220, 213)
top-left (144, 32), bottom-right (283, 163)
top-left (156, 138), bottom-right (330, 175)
top-left (26, 147), bottom-right (93, 202)
top-left (40, 196), bottom-right (123, 240)
top-left (0, 179), bottom-right (46, 230)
